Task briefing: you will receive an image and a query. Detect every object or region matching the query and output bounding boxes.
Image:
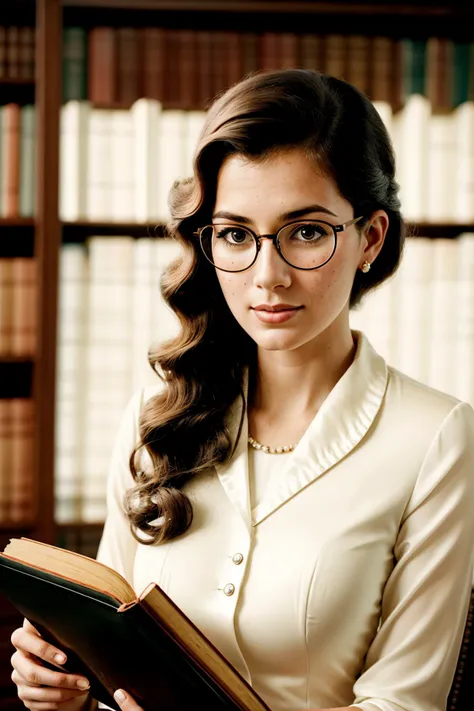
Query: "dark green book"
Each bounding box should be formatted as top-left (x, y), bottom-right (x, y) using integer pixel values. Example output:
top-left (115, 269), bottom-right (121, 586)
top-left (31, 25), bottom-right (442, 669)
top-left (62, 27), bottom-right (88, 102)
top-left (0, 538), bottom-right (269, 711)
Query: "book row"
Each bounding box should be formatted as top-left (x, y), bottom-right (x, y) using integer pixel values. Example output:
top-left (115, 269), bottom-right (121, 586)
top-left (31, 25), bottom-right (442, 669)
top-left (0, 104), bottom-right (35, 219)
top-left (58, 97), bottom-right (474, 226)
top-left (0, 397), bottom-right (35, 524)
top-left (62, 27), bottom-right (474, 111)
top-left (0, 26), bottom-right (35, 82)
top-left (2, 94), bottom-right (474, 223)
top-left (0, 258), bottom-right (36, 358)
top-left (54, 232), bottom-right (474, 525)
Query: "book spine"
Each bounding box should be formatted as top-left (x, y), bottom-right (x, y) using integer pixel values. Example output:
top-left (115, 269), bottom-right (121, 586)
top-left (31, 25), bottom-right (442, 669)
top-left (139, 27), bottom-right (165, 102)
top-left (0, 27), bottom-right (6, 79)
top-left (11, 258), bottom-right (37, 358)
top-left (55, 244), bottom-right (88, 523)
top-left (0, 399), bottom-right (12, 522)
top-left (2, 103), bottom-right (21, 218)
top-left (19, 104), bottom-right (36, 218)
top-left (116, 27), bottom-right (140, 106)
top-left (6, 26), bottom-right (19, 79)
top-left (59, 101), bottom-right (90, 222)
top-left (10, 398), bottom-right (35, 523)
top-left (0, 259), bottom-right (13, 355)
top-left (62, 27), bottom-right (88, 102)
top-left (88, 27), bottom-right (116, 106)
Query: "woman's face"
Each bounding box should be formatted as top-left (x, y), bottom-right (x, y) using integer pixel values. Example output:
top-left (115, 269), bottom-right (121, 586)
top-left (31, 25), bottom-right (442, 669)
top-left (212, 147), bottom-right (384, 354)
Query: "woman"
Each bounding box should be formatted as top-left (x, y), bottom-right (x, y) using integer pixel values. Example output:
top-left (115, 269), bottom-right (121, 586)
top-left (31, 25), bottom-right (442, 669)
top-left (10, 69), bottom-right (474, 711)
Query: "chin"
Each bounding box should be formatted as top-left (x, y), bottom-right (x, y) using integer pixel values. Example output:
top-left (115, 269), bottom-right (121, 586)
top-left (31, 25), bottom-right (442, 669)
top-left (249, 328), bottom-right (306, 352)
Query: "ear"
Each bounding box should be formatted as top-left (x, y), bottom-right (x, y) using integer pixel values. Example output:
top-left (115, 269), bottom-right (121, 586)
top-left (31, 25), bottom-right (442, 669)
top-left (358, 210), bottom-right (389, 269)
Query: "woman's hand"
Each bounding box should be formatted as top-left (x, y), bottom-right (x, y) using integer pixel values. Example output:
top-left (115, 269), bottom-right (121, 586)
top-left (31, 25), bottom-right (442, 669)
top-left (11, 618), bottom-right (92, 710)
top-left (113, 689), bottom-right (144, 711)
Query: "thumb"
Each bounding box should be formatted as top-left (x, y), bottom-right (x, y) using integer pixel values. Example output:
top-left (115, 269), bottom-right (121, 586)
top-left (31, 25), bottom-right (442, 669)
top-left (113, 689), bottom-right (144, 711)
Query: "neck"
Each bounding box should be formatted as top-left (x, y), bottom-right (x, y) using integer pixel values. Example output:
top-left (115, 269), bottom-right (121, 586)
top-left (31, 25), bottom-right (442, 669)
top-left (248, 325), bottom-right (357, 423)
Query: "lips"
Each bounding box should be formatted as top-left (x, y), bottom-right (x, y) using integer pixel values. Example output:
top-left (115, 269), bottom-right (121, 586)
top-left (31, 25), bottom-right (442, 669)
top-left (252, 304), bottom-right (302, 312)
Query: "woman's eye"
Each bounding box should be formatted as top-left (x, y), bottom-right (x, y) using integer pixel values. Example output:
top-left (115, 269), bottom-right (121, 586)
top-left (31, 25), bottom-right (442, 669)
top-left (216, 227), bottom-right (250, 244)
top-left (294, 224), bottom-right (325, 240)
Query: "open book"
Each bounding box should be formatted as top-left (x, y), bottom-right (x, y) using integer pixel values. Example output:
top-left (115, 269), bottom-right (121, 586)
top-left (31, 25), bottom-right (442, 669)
top-left (0, 538), bottom-right (270, 711)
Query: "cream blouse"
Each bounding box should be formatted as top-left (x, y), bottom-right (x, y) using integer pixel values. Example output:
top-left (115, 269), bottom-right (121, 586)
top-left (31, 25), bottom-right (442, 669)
top-left (96, 331), bottom-right (474, 711)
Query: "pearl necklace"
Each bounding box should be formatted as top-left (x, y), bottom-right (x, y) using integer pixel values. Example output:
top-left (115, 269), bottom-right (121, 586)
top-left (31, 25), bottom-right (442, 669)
top-left (248, 435), bottom-right (298, 454)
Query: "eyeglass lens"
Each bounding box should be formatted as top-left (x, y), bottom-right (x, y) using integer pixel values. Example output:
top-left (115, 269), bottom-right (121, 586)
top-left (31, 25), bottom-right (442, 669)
top-left (200, 222), bottom-right (336, 271)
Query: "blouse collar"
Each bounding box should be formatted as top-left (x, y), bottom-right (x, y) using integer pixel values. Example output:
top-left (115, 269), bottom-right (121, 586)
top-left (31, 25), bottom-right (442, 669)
top-left (215, 331), bottom-right (388, 529)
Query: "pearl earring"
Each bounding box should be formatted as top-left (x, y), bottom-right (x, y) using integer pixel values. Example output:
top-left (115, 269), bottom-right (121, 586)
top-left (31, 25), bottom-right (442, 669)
top-left (361, 261), bottom-right (371, 273)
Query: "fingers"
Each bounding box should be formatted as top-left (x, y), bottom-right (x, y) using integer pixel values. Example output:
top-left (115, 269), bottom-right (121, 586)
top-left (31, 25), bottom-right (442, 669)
top-left (11, 649), bottom-right (90, 691)
top-left (11, 669), bottom-right (88, 703)
top-left (114, 689), bottom-right (145, 711)
top-left (12, 625), bottom-right (68, 667)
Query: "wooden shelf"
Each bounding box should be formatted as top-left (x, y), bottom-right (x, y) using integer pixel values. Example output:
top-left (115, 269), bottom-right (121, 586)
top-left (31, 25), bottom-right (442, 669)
top-left (0, 361), bottom-right (34, 398)
top-left (60, 0), bottom-right (474, 16)
top-left (0, 219), bottom-right (35, 228)
top-left (0, 520), bottom-right (35, 532)
top-left (0, 356), bottom-right (35, 364)
top-left (62, 220), bottom-right (165, 241)
top-left (56, 521), bottom-right (104, 529)
top-left (0, 78), bottom-right (35, 86)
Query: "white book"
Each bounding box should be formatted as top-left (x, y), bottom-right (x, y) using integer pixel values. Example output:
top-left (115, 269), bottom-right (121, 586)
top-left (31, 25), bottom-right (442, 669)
top-left (131, 238), bottom-right (156, 392)
top-left (131, 98), bottom-right (162, 223)
top-left (372, 101), bottom-right (393, 142)
top-left (157, 110), bottom-right (187, 223)
top-left (426, 111), bottom-right (456, 223)
top-left (392, 237), bottom-right (433, 384)
top-left (110, 110), bottom-right (135, 222)
top-left (86, 109), bottom-right (114, 222)
top-left (82, 236), bottom-right (135, 521)
top-left (59, 101), bottom-right (90, 222)
top-left (351, 275), bottom-right (398, 367)
top-left (426, 238), bottom-right (459, 397)
top-left (454, 102), bottom-right (474, 223)
top-left (392, 95), bottom-right (430, 222)
top-left (150, 237), bottom-right (181, 352)
top-left (455, 233), bottom-right (474, 407)
top-left (55, 244), bottom-right (89, 523)
top-left (184, 110), bottom-right (206, 176)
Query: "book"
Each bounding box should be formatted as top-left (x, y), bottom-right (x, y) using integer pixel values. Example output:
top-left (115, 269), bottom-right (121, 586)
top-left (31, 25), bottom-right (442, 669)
top-left (0, 537), bottom-right (270, 711)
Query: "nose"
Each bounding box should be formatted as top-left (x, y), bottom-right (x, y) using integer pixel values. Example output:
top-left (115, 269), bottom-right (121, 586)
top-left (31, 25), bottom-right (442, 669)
top-left (252, 237), bottom-right (292, 290)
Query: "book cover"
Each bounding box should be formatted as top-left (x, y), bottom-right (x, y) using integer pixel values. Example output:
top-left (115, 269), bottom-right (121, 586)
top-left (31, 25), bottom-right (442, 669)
top-left (0, 538), bottom-right (270, 711)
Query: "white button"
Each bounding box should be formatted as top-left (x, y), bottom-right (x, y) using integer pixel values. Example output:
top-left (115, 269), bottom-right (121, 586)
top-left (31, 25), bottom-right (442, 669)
top-left (232, 552), bottom-right (244, 565)
top-left (223, 583), bottom-right (235, 596)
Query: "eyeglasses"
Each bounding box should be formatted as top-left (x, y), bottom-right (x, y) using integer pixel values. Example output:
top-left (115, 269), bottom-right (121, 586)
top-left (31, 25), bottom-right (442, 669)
top-left (194, 216), bottom-right (364, 273)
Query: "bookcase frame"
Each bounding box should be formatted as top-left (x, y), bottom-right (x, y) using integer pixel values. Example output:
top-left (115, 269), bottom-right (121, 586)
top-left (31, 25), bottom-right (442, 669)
top-left (1, 0), bottom-right (474, 708)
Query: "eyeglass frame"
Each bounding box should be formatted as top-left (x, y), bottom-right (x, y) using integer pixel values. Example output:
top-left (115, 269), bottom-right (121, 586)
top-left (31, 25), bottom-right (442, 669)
top-left (193, 215), bottom-right (365, 273)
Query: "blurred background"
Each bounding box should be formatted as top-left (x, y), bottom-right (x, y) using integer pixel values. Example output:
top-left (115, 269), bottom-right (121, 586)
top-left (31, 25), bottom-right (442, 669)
top-left (1, 0), bottom-right (474, 707)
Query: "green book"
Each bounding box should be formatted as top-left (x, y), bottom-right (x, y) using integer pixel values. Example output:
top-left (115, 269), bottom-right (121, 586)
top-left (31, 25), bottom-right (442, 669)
top-left (19, 105), bottom-right (35, 218)
top-left (62, 27), bottom-right (88, 102)
top-left (402, 38), bottom-right (427, 99)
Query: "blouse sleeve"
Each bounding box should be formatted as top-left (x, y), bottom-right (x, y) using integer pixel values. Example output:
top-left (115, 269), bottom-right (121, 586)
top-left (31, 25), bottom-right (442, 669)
top-left (351, 400), bottom-right (474, 711)
top-left (95, 388), bottom-right (146, 584)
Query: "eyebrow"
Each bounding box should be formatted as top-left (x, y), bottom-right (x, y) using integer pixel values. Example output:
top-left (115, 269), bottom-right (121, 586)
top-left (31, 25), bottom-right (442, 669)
top-left (212, 204), bottom-right (338, 223)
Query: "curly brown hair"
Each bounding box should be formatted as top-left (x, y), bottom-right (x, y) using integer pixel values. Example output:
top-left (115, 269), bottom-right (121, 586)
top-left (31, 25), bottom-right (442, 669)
top-left (124, 68), bottom-right (405, 544)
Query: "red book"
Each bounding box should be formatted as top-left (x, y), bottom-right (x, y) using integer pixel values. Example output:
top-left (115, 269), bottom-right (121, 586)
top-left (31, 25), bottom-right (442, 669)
top-left (88, 27), bottom-right (117, 106)
top-left (116, 27), bottom-right (140, 105)
top-left (3, 103), bottom-right (21, 218)
top-left (6, 26), bottom-right (19, 79)
top-left (259, 32), bottom-right (281, 71)
top-left (241, 32), bottom-right (258, 78)
top-left (280, 33), bottom-right (299, 69)
top-left (10, 398), bottom-right (35, 524)
top-left (176, 29), bottom-right (197, 109)
top-left (195, 30), bottom-right (213, 107)
top-left (300, 34), bottom-right (323, 72)
top-left (140, 27), bottom-right (165, 102)
top-left (225, 32), bottom-right (243, 89)
top-left (369, 36), bottom-right (394, 105)
top-left (11, 258), bottom-right (37, 358)
top-left (346, 35), bottom-right (370, 95)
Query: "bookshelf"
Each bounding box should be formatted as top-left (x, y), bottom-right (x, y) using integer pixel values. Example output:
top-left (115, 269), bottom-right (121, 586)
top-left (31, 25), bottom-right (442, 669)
top-left (1, 0), bottom-right (474, 708)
